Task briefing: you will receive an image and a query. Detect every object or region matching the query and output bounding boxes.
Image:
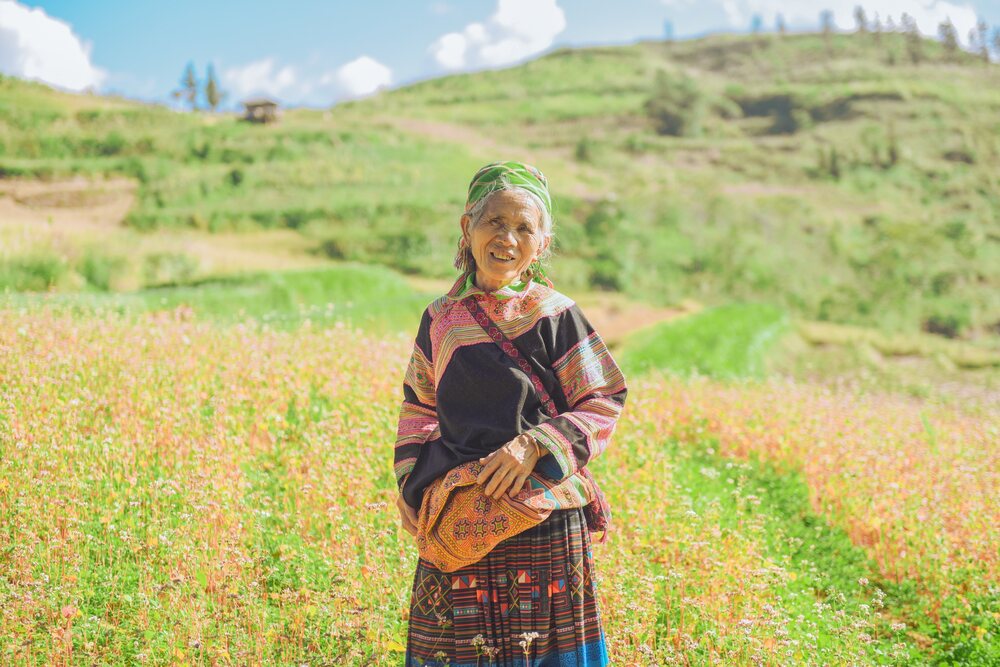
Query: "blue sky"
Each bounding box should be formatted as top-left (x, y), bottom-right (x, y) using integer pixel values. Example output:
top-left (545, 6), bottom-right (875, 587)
top-left (2, 0), bottom-right (998, 108)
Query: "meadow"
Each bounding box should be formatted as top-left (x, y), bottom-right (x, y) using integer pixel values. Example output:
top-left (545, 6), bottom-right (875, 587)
top-left (1, 27), bottom-right (999, 666)
top-left (1, 299), bottom-right (996, 665)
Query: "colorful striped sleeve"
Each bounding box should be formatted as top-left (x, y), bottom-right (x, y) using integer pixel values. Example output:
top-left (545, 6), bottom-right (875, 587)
top-left (529, 304), bottom-right (628, 482)
top-left (394, 309), bottom-right (439, 490)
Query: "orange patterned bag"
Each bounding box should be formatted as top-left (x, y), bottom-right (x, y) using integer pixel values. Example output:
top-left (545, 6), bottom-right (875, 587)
top-left (415, 460), bottom-right (597, 572)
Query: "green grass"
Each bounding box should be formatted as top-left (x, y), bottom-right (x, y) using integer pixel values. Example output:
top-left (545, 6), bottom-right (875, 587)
top-left (0, 263), bottom-right (433, 334)
top-left (618, 303), bottom-right (790, 378)
top-left (2, 32), bottom-right (999, 341)
top-left (665, 437), bottom-right (926, 664)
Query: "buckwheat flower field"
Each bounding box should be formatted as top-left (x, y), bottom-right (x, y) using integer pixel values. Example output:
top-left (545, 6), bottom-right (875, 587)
top-left (1, 307), bottom-right (996, 665)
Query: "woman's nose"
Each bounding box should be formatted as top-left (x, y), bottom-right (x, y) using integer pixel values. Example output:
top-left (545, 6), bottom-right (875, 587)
top-left (496, 227), bottom-right (516, 245)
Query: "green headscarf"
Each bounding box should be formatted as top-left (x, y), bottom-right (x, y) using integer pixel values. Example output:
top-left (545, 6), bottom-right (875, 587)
top-left (465, 161), bottom-right (551, 215)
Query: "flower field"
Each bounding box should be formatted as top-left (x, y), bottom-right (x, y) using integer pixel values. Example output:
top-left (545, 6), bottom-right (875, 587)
top-left (1, 307), bottom-right (997, 665)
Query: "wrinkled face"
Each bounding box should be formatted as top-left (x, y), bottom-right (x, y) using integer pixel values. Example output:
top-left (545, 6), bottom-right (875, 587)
top-left (461, 189), bottom-right (550, 292)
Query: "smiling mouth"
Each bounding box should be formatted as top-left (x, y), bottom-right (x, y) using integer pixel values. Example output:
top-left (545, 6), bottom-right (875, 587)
top-left (490, 250), bottom-right (516, 262)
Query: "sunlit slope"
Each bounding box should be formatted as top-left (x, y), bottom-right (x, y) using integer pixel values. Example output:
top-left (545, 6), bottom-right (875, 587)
top-left (1, 32), bottom-right (998, 342)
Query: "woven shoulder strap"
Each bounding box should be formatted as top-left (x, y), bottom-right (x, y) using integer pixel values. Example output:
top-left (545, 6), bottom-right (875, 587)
top-left (461, 295), bottom-right (559, 419)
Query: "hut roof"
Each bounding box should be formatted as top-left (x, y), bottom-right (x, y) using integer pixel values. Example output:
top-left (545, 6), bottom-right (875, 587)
top-left (242, 97), bottom-right (279, 108)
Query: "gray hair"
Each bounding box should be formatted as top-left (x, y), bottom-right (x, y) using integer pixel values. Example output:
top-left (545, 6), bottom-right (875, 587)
top-left (456, 187), bottom-right (554, 273)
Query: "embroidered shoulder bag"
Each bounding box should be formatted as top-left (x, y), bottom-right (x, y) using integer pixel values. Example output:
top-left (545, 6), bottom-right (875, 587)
top-left (414, 294), bottom-right (612, 573)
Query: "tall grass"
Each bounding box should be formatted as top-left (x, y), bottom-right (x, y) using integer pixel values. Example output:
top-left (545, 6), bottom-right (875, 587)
top-left (1, 307), bottom-right (995, 664)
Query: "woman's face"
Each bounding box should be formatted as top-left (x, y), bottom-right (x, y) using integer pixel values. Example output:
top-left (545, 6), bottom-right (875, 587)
top-left (461, 189), bottom-right (550, 292)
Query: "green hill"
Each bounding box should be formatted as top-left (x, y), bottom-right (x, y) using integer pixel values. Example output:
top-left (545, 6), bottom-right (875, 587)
top-left (1, 31), bottom-right (998, 344)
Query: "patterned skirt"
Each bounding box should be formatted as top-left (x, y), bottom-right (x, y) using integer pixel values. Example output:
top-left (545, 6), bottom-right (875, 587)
top-left (405, 508), bottom-right (608, 667)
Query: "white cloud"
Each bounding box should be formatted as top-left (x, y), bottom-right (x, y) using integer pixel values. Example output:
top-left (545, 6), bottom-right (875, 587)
top-left (222, 54), bottom-right (391, 104)
top-left (430, 32), bottom-right (469, 69)
top-left (429, 0), bottom-right (567, 70)
top-left (222, 58), bottom-right (298, 100)
top-left (686, 1), bottom-right (980, 45)
top-left (0, 1), bottom-right (106, 91)
top-left (335, 55), bottom-right (392, 97)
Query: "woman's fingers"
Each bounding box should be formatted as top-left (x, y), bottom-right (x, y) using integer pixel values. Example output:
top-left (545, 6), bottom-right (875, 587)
top-left (492, 467), bottom-right (520, 499)
top-left (484, 463), bottom-right (513, 498)
top-left (512, 470), bottom-right (530, 496)
top-left (476, 450), bottom-right (505, 485)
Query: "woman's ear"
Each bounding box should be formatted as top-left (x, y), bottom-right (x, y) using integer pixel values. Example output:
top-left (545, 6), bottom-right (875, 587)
top-left (537, 234), bottom-right (552, 259)
top-left (460, 213), bottom-right (471, 241)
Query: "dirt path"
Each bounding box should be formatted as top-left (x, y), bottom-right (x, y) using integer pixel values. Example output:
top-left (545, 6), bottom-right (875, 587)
top-left (0, 176), bottom-right (136, 232)
top-left (0, 176), bottom-right (330, 279)
top-left (576, 293), bottom-right (694, 347)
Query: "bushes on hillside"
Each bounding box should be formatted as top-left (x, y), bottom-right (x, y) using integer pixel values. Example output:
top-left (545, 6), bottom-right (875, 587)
top-left (644, 70), bottom-right (706, 137)
top-left (0, 253), bottom-right (67, 291)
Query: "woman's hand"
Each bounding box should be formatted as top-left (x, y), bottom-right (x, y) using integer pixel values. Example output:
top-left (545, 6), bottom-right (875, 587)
top-left (396, 493), bottom-right (418, 537)
top-left (476, 433), bottom-right (544, 500)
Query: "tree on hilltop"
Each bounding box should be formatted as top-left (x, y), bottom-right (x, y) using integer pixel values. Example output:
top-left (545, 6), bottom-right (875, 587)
top-left (966, 23), bottom-right (990, 63)
top-left (172, 62), bottom-right (199, 111)
top-left (901, 13), bottom-right (923, 63)
top-left (776, 13), bottom-right (786, 35)
top-left (938, 18), bottom-right (959, 60)
top-left (205, 64), bottom-right (226, 112)
top-left (993, 27), bottom-right (1000, 59)
top-left (873, 13), bottom-right (883, 44)
top-left (821, 10), bottom-right (835, 54)
top-left (854, 6), bottom-right (868, 34)
top-left (973, 20), bottom-right (990, 62)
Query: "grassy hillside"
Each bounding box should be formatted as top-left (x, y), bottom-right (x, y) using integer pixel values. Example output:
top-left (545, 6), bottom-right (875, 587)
top-left (1, 32), bottom-right (999, 346)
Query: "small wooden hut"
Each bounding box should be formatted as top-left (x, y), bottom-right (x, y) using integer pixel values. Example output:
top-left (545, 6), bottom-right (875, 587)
top-left (241, 97), bottom-right (280, 124)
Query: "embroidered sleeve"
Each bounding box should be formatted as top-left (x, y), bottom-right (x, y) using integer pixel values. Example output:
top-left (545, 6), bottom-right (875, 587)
top-left (529, 304), bottom-right (627, 481)
top-left (394, 309), bottom-right (439, 490)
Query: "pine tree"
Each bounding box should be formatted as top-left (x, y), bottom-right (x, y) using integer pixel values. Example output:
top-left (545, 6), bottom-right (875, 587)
top-left (204, 64), bottom-right (225, 112)
top-left (975, 20), bottom-right (990, 62)
top-left (938, 18), bottom-right (958, 60)
top-left (172, 62), bottom-right (199, 111)
top-left (902, 13), bottom-right (923, 64)
top-left (821, 10), bottom-right (835, 54)
top-left (993, 27), bottom-right (1000, 60)
top-left (873, 13), bottom-right (883, 45)
top-left (854, 6), bottom-right (868, 34)
top-left (885, 16), bottom-right (896, 33)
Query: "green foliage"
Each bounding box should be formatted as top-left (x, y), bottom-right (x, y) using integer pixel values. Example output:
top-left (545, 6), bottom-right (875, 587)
top-left (3, 264), bottom-right (434, 334)
top-left (204, 64), bottom-right (224, 112)
top-left (618, 303), bottom-right (789, 378)
top-left (0, 252), bottom-right (67, 291)
top-left (79, 249), bottom-right (128, 291)
top-left (142, 252), bottom-right (199, 286)
top-left (644, 69), bottom-right (706, 137)
top-left (669, 441), bottom-right (927, 664)
top-left (0, 32), bottom-right (998, 342)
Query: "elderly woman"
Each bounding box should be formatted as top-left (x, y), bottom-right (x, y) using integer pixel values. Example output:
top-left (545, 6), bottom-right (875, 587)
top-left (394, 161), bottom-right (627, 666)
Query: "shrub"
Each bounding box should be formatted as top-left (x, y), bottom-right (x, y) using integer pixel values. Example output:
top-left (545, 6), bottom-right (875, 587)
top-left (0, 253), bottom-right (67, 291)
top-left (644, 70), bottom-right (706, 137)
top-left (142, 253), bottom-right (199, 286)
top-left (79, 250), bottom-right (128, 291)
